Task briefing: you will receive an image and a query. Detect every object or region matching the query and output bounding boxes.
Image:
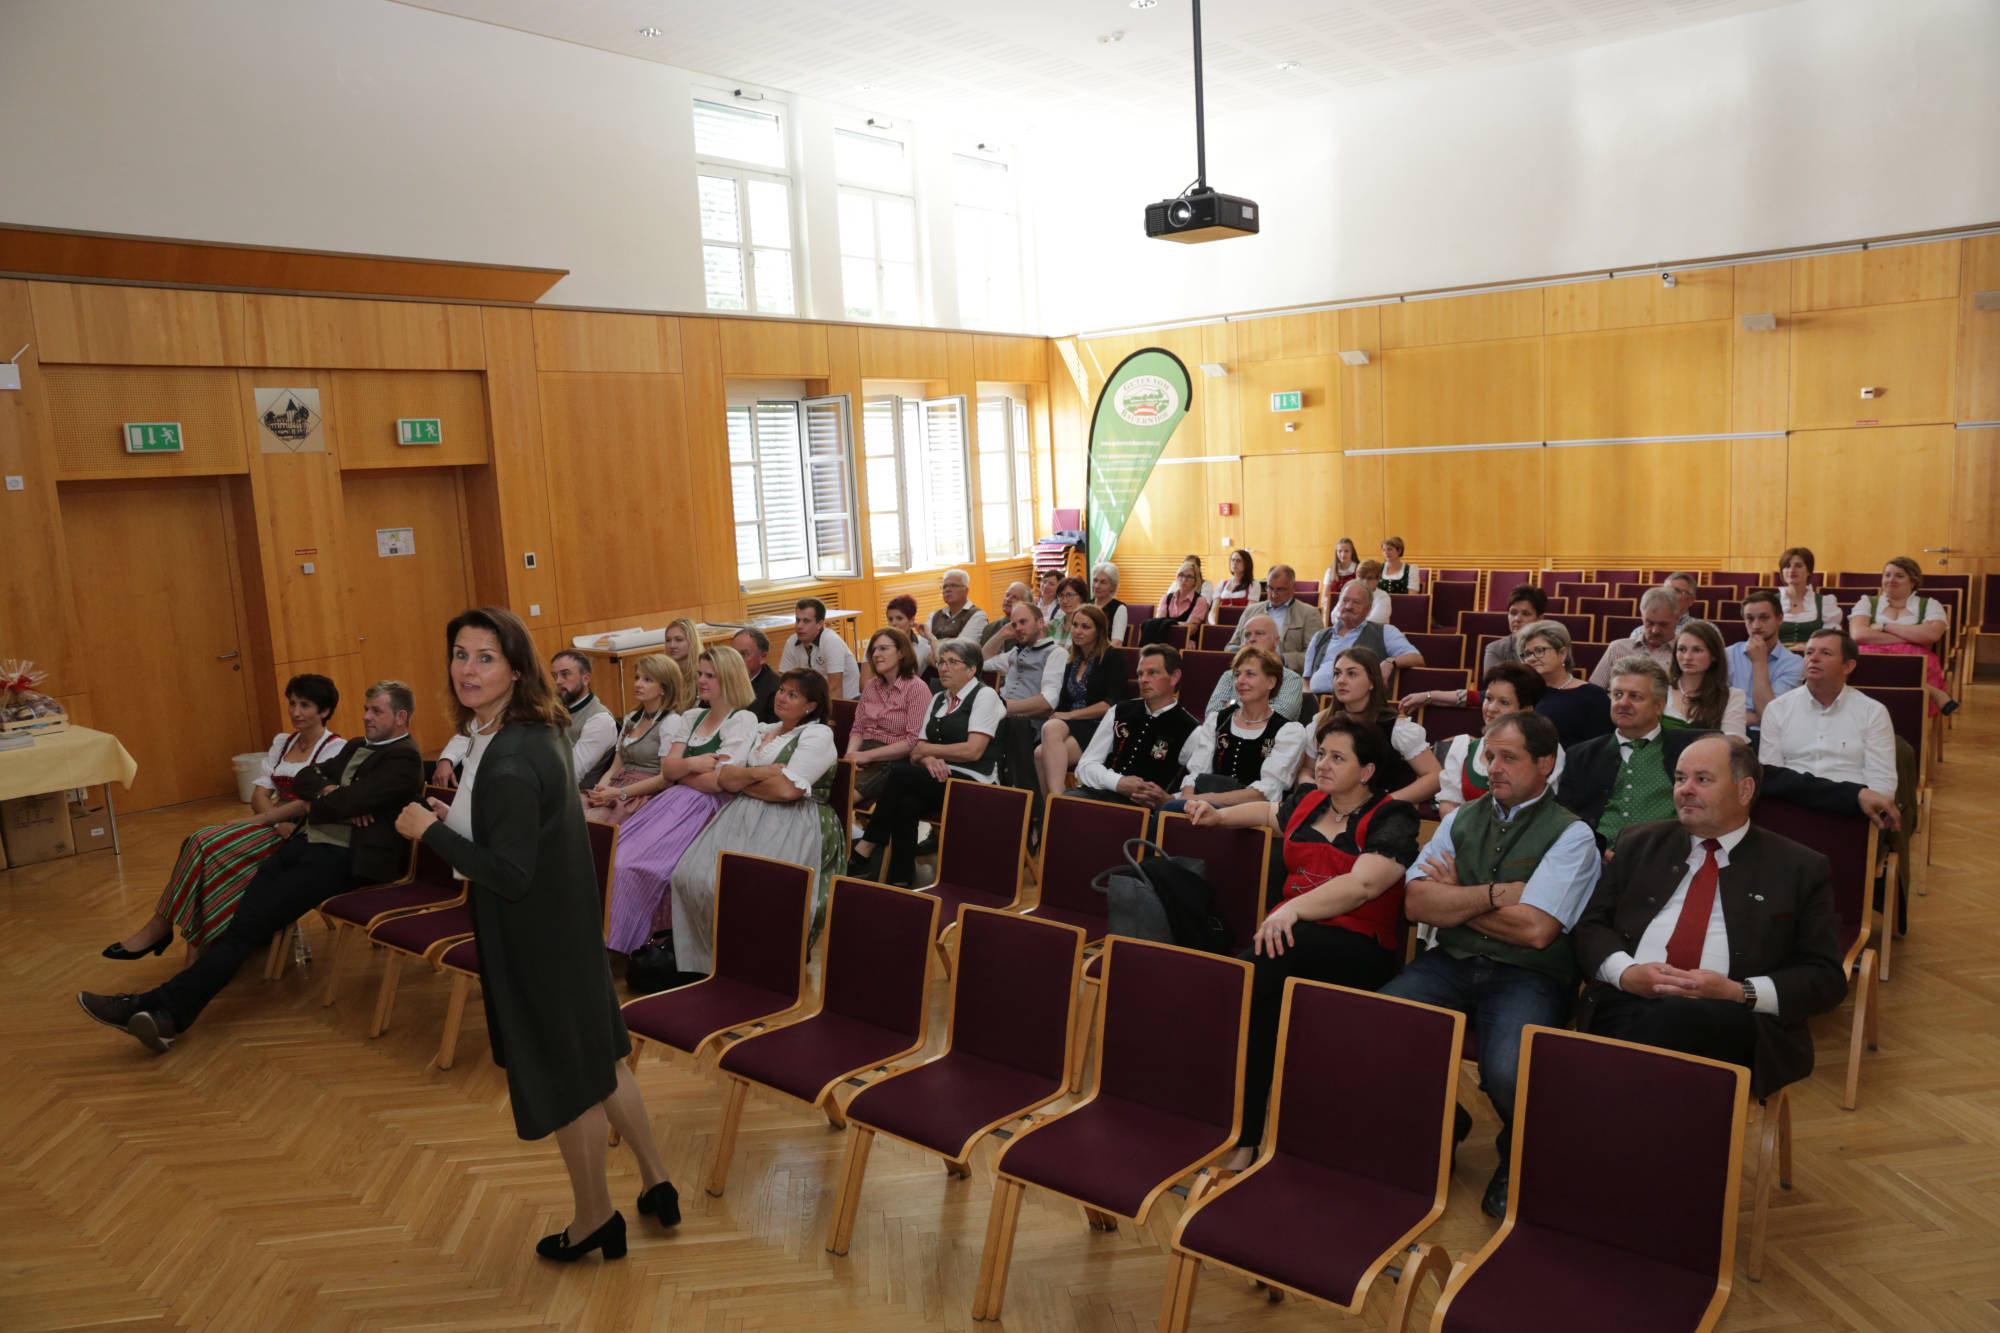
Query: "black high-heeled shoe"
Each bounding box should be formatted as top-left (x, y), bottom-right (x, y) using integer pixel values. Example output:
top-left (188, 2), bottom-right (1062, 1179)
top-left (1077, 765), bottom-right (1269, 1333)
top-left (535, 1210), bottom-right (626, 1262)
top-left (102, 935), bottom-right (170, 960)
top-left (636, 1179), bottom-right (681, 1227)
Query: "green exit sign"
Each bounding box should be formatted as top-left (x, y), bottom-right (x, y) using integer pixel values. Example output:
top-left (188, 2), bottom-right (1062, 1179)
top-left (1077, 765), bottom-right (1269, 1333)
top-left (124, 421), bottom-right (184, 453)
top-left (1269, 391), bottom-right (1302, 412)
top-left (397, 417), bottom-right (442, 445)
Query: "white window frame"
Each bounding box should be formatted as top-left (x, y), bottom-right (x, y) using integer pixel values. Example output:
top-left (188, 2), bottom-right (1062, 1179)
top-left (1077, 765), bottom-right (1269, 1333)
top-left (976, 395), bottom-right (1035, 559)
top-left (727, 394), bottom-right (859, 588)
top-left (835, 121), bottom-right (923, 325)
top-left (693, 90), bottom-right (804, 316)
top-left (952, 147), bottom-right (1024, 331)
top-left (862, 394), bottom-right (971, 573)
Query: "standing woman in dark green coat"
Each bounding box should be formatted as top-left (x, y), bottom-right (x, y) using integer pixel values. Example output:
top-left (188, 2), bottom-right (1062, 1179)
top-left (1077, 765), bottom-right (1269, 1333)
top-left (395, 607), bottom-right (678, 1264)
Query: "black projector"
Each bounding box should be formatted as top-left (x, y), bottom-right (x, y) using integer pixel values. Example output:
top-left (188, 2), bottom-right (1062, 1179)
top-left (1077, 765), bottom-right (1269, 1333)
top-left (1145, 188), bottom-right (1259, 243)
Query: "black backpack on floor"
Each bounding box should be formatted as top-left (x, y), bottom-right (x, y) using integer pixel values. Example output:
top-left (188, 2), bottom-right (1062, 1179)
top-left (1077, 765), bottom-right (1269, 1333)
top-left (1090, 837), bottom-right (1233, 956)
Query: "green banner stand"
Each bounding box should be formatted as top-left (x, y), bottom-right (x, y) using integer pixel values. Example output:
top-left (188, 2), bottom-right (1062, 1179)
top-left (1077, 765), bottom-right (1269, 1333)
top-left (1084, 348), bottom-right (1193, 565)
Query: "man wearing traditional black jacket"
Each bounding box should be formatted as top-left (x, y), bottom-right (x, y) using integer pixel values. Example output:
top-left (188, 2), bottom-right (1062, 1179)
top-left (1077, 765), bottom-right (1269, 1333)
top-left (1073, 643), bottom-right (1199, 809)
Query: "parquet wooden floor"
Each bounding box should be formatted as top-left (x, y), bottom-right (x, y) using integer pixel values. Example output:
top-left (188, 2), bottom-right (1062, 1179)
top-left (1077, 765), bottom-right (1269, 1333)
top-left (6, 684), bottom-right (2000, 1331)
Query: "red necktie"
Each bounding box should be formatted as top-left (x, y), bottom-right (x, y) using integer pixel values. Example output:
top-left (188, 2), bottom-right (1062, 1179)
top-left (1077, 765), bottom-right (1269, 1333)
top-left (1663, 838), bottom-right (1723, 970)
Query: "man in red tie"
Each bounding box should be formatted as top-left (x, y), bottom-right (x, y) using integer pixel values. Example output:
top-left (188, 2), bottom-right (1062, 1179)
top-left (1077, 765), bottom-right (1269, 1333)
top-left (1572, 734), bottom-right (1846, 1095)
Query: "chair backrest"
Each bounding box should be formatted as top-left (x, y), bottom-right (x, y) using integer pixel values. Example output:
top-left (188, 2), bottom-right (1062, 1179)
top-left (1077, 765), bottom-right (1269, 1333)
top-left (712, 852), bottom-right (814, 996)
top-left (1646, 568), bottom-right (1688, 583)
top-left (1115, 645), bottom-right (1140, 678)
top-left (585, 819), bottom-right (618, 922)
top-left (1614, 581), bottom-right (1653, 602)
top-left (830, 697), bottom-right (857, 753)
top-left (1710, 571), bottom-right (1761, 591)
top-left (1569, 641), bottom-right (1610, 676)
top-left (1052, 507), bottom-right (1081, 531)
top-left (1459, 610), bottom-right (1510, 640)
top-left (947, 906), bottom-right (1084, 1083)
top-left (1213, 604), bottom-right (1244, 628)
top-left (1429, 580), bottom-right (1477, 633)
top-left (1437, 568), bottom-right (1482, 585)
top-left (1036, 794), bottom-right (1149, 922)
top-left (828, 758), bottom-right (854, 832)
top-left (820, 877), bottom-right (939, 1037)
top-left (1535, 570), bottom-right (1567, 595)
top-left (1553, 581), bottom-right (1607, 603)
top-left (1154, 812), bottom-right (1271, 950)
top-left (1855, 685), bottom-right (1925, 753)
top-left (1483, 571), bottom-right (1532, 613)
top-left (1165, 623), bottom-right (1189, 650)
top-left (1513, 1028), bottom-right (1746, 1278)
top-left (1578, 597), bottom-right (1633, 624)
top-left (1603, 614), bottom-right (1641, 642)
top-left (1270, 981), bottom-right (1462, 1201)
top-left (1387, 593), bottom-right (1430, 633)
top-left (1545, 612), bottom-right (1595, 643)
top-left (1696, 584), bottom-right (1731, 605)
top-left (1420, 702), bottom-right (1483, 743)
top-left (1718, 619), bottom-right (1749, 645)
top-left (1176, 651), bottom-right (1234, 715)
top-left (1405, 632), bottom-right (1465, 670)
top-left (1094, 938), bottom-right (1251, 1131)
top-left (1984, 573), bottom-right (2000, 631)
top-left (1195, 623), bottom-right (1235, 652)
top-left (936, 779), bottom-right (1031, 902)
top-left (1400, 666), bottom-right (1470, 696)
top-left (1593, 568), bottom-right (1641, 586)
top-left (1749, 799), bottom-right (1874, 960)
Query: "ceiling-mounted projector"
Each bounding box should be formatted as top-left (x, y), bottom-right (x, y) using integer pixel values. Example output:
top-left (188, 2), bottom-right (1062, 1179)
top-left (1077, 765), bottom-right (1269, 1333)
top-left (1146, 0), bottom-right (1258, 244)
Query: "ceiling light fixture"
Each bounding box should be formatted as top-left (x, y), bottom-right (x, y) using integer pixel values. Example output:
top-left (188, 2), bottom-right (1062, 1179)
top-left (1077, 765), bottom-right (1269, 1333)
top-left (637, 26), bottom-right (661, 37)
top-left (1276, 60), bottom-right (1300, 71)
top-left (1130, 0), bottom-right (1158, 8)
top-left (1099, 30), bottom-right (1126, 44)
top-left (856, 82), bottom-right (879, 92)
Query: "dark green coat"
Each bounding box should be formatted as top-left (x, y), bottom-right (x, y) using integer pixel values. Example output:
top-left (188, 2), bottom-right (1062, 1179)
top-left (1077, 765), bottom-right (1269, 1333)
top-left (420, 722), bottom-right (629, 1140)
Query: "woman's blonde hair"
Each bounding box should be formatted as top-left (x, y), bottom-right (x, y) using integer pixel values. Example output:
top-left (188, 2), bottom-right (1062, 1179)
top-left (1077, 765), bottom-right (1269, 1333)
top-left (697, 644), bottom-right (755, 714)
top-left (634, 652), bottom-right (694, 714)
top-left (663, 617), bottom-right (703, 663)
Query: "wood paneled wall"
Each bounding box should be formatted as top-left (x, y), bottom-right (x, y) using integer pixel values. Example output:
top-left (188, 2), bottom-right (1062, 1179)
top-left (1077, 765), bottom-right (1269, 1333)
top-left (0, 283), bottom-right (1050, 776)
top-left (1067, 237), bottom-right (2000, 603)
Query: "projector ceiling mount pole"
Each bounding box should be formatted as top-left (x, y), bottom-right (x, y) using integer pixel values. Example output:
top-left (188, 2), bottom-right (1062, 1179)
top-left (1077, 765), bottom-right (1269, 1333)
top-left (1190, 0), bottom-right (1206, 191)
top-left (1142, 0), bottom-right (1258, 241)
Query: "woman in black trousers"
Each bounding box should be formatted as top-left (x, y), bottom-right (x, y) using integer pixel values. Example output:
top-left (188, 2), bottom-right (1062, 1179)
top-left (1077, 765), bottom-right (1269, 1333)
top-left (395, 606), bottom-right (677, 1263)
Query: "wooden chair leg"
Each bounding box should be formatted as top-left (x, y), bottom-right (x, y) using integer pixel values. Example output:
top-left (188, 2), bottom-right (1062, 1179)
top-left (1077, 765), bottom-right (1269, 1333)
top-left (320, 924), bottom-right (349, 1005)
top-left (1748, 1098), bottom-right (1779, 1282)
top-left (1082, 1205), bottom-right (1117, 1232)
top-left (1387, 1242), bottom-right (1451, 1333)
top-left (1878, 855), bottom-right (1898, 982)
top-left (1863, 955), bottom-right (1881, 1051)
top-left (1842, 950), bottom-right (1877, 1111)
top-left (824, 1125), bottom-right (876, 1255)
top-left (706, 1077), bottom-right (748, 1198)
top-left (435, 973), bottom-right (470, 1071)
top-left (974, 1178), bottom-right (1026, 1321)
top-left (944, 1158), bottom-right (972, 1180)
top-left (1777, 1089), bottom-right (1793, 1188)
top-left (1159, 1251), bottom-right (1198, 1333)
top-left (263, 928), bottom-right (288, 980)
top-left (1068, 977), bottom-right (1100, 1094)
top-left (368, 951), bottom-right (404, 1037)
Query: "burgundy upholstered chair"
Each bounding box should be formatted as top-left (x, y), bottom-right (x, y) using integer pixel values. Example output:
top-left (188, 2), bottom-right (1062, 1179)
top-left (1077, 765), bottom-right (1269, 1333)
top-left (825, 906), bottom-right (1085, 1256)
top-left (430, 820), bottom-right (617, 1069)
top-left (920, 779), bottom-right (1033, 970)
top-left (1570, 642), bottom-right (1611, 678)
top-left (1420, 702), bottom-right (1484, 745)
top-left (1433, 1027), bottom-right (1747, 1333)
top-left (705, 877), bottom-right (939, 1196)
top-left (1025, 794), bottom-right (1145, 941)
top-left (1578, 596), bottom-right (1635, 624)
top-left (1388, 593), bottom-right (1431, 634)
top-left (1405, 633), bottom-right (1466, 670)
top-left (299, 784), bottom-right (456, 996)
top-left (1165, 624), bottom-right (1190, 651)
top-left (1162, 981), bottom-right (1465, 1333)
top-left (972, 938), bottom-right (1253, 1321)
top-left (1553, 581), bottom-right (1608, 604)
top-left (1847, 654), bottom-right (1926, 689)
top-left (1212, 605), bottom-right (1245, 628)
top-left (1153, 811), bottom-right (1271, 952)
top-left (1174, 650), bottom-right (1233, 715)
top-left (363, 902), bottom-right (474, 1039)
top-left (1594, 568), bottom-right (1642, 586)
top-left (1194, 623), bottom-right (1235, 652)
top-left (1436, 568), bottom-right (1481, 586)
top-left (1401, 665), bottom-right (1471, 697)
top-left (1483, 572), bottom-right (1532, 613)
top-left (1430, 581), bottom-right (1477, 634)
top-left (1458, 610), bottom-right (1510, 642)
top-left (1615, 582), bottom-right (1653, 603)
top-left (829, 697), bottom-right (856, 754)
top-left (1603, 614), bottom-right (1642, 642)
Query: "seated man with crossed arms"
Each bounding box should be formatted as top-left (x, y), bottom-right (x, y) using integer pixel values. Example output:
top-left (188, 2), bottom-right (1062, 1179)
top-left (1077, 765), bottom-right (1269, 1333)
top-left (1573, 735), bottom-right (1845, 1097)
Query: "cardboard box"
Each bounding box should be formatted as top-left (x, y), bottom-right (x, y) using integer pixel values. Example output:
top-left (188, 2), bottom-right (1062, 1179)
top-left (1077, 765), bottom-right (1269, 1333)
top-left (69, 790), bottom-right (113, 855)
top-left (1, 792), bottom-right (77, 866)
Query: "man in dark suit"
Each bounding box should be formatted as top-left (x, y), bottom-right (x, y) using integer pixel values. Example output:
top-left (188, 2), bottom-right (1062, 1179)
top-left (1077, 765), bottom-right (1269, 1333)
top-left (79, 681), bottom-right (425, 1053)
top-left (1573, 735), bottom-right (1847, 1095)
top-left (1556, 654), bottom-right (1675, 849)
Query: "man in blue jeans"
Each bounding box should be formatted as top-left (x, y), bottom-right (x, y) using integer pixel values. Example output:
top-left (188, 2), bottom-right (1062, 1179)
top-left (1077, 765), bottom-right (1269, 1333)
top-left (1381, 710), bottom-right (1599, 1219)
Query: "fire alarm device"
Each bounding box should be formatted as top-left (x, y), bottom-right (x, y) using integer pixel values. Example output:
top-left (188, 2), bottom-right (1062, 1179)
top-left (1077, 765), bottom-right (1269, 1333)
top-left (1217, 501), bottom-right (1234, 516)
top-left (1860, 387), bottom-right (1880, 399)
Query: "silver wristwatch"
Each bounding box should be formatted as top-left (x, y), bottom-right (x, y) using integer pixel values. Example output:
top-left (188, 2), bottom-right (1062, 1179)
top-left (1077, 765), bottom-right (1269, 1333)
top-left (1739, 979), bottom-right (1757, 1006)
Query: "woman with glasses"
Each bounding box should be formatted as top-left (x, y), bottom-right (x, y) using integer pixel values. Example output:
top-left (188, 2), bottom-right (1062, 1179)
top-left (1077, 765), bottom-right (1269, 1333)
top-left (1518, 620), bottom-right (1613, 747)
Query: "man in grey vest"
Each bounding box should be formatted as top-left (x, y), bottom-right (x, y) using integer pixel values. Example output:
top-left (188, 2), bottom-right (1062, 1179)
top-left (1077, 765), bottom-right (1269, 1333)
top-left (1302, 580), bottom-right (1424, 694)
top-left (983, 599), bottom-right (1065, 787)
top-left (1381, 710), bottom-right (1601, 1219)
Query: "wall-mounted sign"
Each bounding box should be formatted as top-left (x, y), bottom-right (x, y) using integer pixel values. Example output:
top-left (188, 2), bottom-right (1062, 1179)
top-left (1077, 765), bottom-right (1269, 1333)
top-left (376, 527), bottom-right (416, 558)
top-left (397, 418), bottom-right (442, 446)
top-left (255, 387), bottom-right (325, 454)
top-left (124, 422), bottom-right (184, 453)
top-left (1269, 391), bottom-right (1302, 412)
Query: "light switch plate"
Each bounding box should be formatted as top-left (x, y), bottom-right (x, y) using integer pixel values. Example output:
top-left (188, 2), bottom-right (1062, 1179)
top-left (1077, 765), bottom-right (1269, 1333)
top-left (529, 603), bottom-right (542, 617)
top-left (524, 552), bottom-right (537, 569)
top-left (0, 364), bottom-right (21, 391)
top-left (301, 562), bottom-right (316, 574)
top-left (4, 475), bottom-right (22, 491)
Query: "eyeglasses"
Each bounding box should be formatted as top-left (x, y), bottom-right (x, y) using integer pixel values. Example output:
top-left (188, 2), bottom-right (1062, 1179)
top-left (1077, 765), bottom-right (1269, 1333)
top-left (1521, 645), bottom-right (1557, 661)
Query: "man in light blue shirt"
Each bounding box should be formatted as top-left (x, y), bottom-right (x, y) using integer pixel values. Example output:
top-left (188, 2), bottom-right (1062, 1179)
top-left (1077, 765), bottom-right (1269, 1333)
top-left (1302, 581), bottom-right (1423, 693)
top-left (1728, 591), bottom-right (1804, 730)
top-left (1204, 613), bottom-right (1305, 720)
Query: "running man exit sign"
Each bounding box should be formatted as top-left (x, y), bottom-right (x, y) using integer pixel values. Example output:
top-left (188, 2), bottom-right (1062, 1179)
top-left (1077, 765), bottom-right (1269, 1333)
top-left (397, 418), bottom-right (442, 445)
top-left (1269, 391), bottom-right (1301, 412)
top-left (124, 422), bottom-right (184, 453)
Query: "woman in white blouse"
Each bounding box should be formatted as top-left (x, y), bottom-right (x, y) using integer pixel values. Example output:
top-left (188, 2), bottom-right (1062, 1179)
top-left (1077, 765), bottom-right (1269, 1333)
top-left (1304, 647), bottom-right (1440, 805)
top-left (667, 669), bottom-right (845, 973)
top-left (1035, 569), bottom-right (1063, 624)
top-left (1665, 620), bottom-right (1748, 739)
top-left (1435, 663), bottom-right (1567, 817)
top-left (1775, 546), bottom-right (1842, 647)
top-left (1174, 647), bottom-right (1305, 809)
top-left (1850, 555), bottom-right (1956, 715)
top-left (1376, 536), bottom-right (1423, 595)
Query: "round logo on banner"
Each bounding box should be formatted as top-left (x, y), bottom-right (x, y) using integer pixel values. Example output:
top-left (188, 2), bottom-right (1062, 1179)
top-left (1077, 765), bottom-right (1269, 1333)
top-left (1114, 374), bottom-right (1179, 426)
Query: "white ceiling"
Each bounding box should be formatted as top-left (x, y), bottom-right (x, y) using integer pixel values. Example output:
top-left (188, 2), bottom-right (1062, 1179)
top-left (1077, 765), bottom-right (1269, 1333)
top-left (397, 0), bottom-right (1802, 128)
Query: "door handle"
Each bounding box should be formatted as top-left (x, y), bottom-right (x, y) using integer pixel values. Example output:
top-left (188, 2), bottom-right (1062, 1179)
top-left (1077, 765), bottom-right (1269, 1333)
top-left (217, 650), bottom-right (240, 660)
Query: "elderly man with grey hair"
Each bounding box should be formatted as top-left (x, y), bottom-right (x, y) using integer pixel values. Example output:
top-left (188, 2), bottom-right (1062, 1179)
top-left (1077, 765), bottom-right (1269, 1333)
top-left (982, 581), bottom-right (1033, 648)
top-left (1588, 586), bottom-right (1680, 689)
top-left (1665, 572), bottom-right (1701, 627)
top-left (1204, 613), bottom-right (1305, 720)
top-left (926, 568), bottom-right (988, 645)
top-left (1223, 563), bottom-right (1317, 671)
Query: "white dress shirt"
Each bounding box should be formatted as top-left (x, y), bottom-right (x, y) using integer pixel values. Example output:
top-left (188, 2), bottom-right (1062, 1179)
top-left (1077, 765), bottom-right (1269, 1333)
top-left (1593, 822), bottom-right (1779, 1014)
top-left (1180, 710), bottom-right (1307, 803)
top-left (1758, 685), bottom-right (1897, 797)
top-left (780, 628), bottom-right (861, 698)
top-left (1077, 697), bottom-right (1197, 792)
top-left (1366, 588), bottom-right (1393, 624)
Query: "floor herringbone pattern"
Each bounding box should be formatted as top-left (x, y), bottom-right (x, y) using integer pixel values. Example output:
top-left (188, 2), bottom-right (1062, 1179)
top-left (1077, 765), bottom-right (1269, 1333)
top-left (6, 684), bottom-right (2000, 1330)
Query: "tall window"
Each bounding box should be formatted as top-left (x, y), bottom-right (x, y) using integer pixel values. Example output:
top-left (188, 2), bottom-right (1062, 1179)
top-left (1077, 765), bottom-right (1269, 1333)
top-left (694, 95), bottom-right (799, 315)
top-left (727, 396), bottom-right (857, 585)
top-left (954, 151), bottom-right (1023, 331)
top-left (862, 395), bottom-right (970, 572)
top-left (976, 396), bottom-right (1034, 558)
top-left (837, 125), bottom-right (921, 323)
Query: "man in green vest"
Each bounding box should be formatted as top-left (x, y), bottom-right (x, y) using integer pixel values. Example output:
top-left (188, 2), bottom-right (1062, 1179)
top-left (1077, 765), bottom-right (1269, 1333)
top-left (1381, 709), bottom-right (1601, 1219)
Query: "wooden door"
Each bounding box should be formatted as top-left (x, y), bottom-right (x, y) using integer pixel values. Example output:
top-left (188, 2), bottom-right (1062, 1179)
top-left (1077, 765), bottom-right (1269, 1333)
top-left (340, 468), bottom-right (472, 755)
top-left (59, 479), bottom-right (259, 812)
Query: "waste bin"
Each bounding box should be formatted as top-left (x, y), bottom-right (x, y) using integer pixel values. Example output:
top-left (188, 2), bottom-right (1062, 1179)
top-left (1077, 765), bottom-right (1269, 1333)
top-left (232, 753), bottom-right (265, 803)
